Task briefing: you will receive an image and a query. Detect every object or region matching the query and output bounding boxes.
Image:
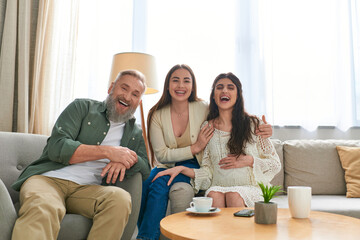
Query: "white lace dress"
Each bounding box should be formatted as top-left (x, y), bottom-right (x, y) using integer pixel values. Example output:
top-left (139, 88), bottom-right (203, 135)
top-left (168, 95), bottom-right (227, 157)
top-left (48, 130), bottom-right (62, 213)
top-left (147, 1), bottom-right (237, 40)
top-left (192, 121), bottom-right (281, 207)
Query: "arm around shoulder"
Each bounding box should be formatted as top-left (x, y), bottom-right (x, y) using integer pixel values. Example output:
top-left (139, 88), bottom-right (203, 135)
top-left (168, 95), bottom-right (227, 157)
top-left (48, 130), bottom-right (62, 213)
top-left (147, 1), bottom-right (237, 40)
top-left (252, 135), bottom-right (281, 184)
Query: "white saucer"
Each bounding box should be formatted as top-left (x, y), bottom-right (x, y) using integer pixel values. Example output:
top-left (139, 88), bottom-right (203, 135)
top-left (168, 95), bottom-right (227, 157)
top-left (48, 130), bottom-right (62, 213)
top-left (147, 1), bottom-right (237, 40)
top-left (186, 207), bottom-right (221, 214)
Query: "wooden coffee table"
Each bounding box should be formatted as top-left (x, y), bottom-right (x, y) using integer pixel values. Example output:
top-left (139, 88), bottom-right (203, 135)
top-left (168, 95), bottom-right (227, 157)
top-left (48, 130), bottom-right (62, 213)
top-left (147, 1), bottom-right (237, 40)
top-left (160, 208), bottom-right (360, 239)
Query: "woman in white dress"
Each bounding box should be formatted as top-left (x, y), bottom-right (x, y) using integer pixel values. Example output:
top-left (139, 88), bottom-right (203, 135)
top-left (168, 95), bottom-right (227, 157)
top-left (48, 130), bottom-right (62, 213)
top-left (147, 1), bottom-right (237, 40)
top-left (153, 72), bottom-right (281, 207)
top-left (137, 66), bottom-right (273, 240)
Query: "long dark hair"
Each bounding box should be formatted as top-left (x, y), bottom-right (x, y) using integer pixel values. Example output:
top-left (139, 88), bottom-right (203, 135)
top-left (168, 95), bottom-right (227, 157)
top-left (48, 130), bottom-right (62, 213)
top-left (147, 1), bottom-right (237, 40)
top-left (207, 72), bottom-right (259, 156)
top-left (147, 64), bottom-right (200, 167)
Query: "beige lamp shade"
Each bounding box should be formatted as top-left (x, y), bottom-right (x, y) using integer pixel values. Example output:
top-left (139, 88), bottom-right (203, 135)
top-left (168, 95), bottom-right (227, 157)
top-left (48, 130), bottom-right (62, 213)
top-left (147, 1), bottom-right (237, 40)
top-left (109, 52), bottom-right (158, 159)
top-left (109, 52), bottom-right (158, 94)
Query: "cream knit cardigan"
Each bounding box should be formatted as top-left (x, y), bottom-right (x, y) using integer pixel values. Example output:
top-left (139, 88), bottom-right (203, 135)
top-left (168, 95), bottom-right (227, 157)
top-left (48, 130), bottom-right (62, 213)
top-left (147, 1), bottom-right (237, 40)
top-left (149, 100), bottom-right (209, 168)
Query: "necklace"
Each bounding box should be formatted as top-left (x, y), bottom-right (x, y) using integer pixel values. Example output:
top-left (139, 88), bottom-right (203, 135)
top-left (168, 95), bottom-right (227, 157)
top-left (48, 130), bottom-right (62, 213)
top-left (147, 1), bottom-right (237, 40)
top-left (171, 108), bottom-right (187, 118)
top-left (171, 111), bottom-right (182, 118)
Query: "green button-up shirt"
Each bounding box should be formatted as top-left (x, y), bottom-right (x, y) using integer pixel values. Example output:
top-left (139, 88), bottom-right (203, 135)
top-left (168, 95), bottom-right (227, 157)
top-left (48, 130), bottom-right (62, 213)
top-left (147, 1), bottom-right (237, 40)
top-left (12, 98), bottom-right (150, 191)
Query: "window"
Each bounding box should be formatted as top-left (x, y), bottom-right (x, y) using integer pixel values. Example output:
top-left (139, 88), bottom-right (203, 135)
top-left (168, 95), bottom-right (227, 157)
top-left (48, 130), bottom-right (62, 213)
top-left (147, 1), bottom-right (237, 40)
top-left (144, 0), bottom-right (360, 130)
top-left (68, 0), bottom-right (360, 130)
top-left (351, 0), bottom-right (360, 125)
top-left (261, 0), bottom-right (357, 130)
top-left (75, 0), bottom-right (133, 101)
top-left (146, 0), bottom-right (237, 101)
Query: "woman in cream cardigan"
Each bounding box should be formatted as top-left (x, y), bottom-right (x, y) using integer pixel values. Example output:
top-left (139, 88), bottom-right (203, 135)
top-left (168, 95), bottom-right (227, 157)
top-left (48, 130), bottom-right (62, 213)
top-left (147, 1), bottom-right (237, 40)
top-left (152, 72), bottom-right (281, 208)
top-left (136, 65), bottom-right (272, 240)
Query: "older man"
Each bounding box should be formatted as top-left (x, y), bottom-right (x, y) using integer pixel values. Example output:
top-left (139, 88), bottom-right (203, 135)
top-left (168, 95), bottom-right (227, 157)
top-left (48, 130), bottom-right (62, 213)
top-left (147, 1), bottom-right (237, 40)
top-left (11, 70), bottom-right (150, 240)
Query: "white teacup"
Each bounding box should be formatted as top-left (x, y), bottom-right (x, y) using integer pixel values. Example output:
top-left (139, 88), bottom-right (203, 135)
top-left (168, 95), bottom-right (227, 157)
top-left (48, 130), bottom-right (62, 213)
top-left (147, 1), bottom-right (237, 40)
top-left (287, 186), bottom-right (312, 218)
top-left (190, 197), bottom-right (213, 213)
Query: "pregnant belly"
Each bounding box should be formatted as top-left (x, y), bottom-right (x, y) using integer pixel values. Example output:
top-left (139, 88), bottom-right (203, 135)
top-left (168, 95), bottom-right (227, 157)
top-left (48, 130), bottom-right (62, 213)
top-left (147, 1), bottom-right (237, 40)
top-left (212, 167), bottom-right (252, 187)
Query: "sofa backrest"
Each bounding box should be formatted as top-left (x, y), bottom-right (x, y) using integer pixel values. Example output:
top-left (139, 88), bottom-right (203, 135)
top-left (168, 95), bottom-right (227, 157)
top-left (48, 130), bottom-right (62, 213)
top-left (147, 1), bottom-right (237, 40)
top-left (0, 131), bottom-right (48, 203)
top-left (283, 139), bottom-right (360, 195)
top-left (2, 131), bottom-right (358, 201)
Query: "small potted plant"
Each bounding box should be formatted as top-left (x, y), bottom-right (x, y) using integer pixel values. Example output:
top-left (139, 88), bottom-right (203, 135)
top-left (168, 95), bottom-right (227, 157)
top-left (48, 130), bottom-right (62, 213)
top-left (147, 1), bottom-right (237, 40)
top-left (255, 182), bottom-right (283, 224)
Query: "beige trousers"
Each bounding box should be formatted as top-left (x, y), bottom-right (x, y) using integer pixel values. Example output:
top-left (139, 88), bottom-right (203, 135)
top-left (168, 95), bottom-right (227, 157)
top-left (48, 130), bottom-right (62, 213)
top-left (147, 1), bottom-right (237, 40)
top-left (12, 175), bottom-right (131, 240)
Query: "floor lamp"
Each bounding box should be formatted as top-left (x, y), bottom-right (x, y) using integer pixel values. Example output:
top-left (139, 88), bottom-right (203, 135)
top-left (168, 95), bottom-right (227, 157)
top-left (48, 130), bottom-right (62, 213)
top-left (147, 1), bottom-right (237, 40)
top-left (109, 52), bottom-right (158, 160)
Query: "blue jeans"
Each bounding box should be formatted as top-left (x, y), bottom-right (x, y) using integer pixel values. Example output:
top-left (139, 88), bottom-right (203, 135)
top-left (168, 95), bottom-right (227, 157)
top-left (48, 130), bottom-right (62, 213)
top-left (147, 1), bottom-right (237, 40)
top-left (137, 158), bottom-right (199, 240)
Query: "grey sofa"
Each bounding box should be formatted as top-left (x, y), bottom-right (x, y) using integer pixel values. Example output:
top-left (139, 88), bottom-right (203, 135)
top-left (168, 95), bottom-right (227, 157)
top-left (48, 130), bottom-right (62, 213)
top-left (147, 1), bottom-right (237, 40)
top-left (271, 139), bottom-right (360, 218)
top-left (0, 131), bottom-right (142, 240)
top-left (168, 138), bottom-right (360, 219)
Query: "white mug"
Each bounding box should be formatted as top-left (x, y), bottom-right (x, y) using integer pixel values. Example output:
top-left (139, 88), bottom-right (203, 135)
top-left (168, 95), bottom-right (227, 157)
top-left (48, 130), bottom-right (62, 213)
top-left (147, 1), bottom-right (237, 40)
top-left (287, 186), bottom-right (312, 218)
top-left (190, 197), bottom-right (213, 213)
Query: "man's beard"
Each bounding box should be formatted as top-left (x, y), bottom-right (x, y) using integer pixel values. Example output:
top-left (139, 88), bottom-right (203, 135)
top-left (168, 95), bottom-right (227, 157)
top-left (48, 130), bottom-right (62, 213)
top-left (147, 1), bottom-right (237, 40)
top-left (105, 93), bottom-right (136, 123)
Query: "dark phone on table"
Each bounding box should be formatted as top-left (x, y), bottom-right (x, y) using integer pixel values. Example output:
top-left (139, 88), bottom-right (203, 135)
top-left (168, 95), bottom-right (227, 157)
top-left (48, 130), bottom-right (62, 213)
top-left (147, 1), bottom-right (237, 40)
top-left (233, 209), bottom-right (255, 217)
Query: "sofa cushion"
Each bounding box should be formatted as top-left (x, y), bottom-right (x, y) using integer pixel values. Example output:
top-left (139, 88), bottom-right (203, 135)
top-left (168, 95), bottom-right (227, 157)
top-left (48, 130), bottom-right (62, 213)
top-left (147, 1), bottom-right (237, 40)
top-left (0, 132), bottom-right (48, 203)
top-left (58, 214), bottom-right (92, 240)
top-left (283, 140), bottom-right (360, 195)
top-left (273, 195), bottom-right (360, 219)
top-left (336, 146), bottom-right (360, 197)
top-left (0, 179), bottom-right (17, 240)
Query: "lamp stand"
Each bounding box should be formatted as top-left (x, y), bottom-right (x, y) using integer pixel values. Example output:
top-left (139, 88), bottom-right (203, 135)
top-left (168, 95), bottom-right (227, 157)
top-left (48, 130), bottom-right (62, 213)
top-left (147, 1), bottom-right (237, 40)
top-left (140, 101), bottom-right (150, 160)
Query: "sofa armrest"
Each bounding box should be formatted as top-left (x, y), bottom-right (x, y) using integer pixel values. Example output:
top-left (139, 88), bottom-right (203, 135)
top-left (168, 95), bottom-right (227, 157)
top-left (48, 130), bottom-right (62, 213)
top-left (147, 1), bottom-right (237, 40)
top-left (115, 172), bottom-right (142, 240)
top-left (0, 179), bottom-right (17, 240)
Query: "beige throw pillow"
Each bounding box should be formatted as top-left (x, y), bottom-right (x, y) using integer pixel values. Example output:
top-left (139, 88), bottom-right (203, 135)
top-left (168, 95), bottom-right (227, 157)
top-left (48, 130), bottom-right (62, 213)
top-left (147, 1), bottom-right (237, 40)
top-left (336, 146), bottom-right (360, 198)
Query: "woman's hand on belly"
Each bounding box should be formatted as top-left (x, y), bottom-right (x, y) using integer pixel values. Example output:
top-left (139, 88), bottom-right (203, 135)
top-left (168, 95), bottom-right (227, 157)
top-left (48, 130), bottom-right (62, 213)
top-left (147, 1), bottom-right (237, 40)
top-left (219, 154), bottom-right (254, 169)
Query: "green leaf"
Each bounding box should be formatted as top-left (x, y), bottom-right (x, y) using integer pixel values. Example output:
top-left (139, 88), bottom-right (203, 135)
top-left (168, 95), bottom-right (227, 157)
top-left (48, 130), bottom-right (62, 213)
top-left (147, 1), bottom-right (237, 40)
top-left (257, 182), bottom-right (283, 203)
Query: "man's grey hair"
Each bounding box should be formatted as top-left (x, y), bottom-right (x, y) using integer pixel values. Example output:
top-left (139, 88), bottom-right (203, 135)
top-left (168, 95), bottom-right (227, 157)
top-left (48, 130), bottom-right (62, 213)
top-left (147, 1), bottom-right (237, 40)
top-left (113, 69), bottom-right (147, 94)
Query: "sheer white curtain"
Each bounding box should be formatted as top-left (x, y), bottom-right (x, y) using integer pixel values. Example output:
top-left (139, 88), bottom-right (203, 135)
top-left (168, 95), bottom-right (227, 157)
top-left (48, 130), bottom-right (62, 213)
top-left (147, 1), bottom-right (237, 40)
top-left (146, 0), bottom-right (359, 131)
top-left (351, 0), bottom-right (360, 124)
top-left (30, 0), bottom-right (80, 135)
top-left (44, 0), bottom-right (359, 133)
top-left (260, 0), bottom-right (357, 131)
top-left (74, 0), bottom-right (133, 102)
top-left (146, 0), bottom-right (237, 102)
top-left (39, 0), bottom-right (133, 134)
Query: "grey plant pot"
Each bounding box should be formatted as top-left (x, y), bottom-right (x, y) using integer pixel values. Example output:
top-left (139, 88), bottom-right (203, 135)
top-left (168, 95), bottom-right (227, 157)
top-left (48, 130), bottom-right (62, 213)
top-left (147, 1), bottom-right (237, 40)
top-left (254, 201), bottom-right (278, 224)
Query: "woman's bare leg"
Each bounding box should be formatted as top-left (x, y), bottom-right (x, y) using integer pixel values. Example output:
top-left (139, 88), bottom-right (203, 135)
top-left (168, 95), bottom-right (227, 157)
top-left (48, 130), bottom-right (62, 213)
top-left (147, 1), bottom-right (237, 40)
top-left (225, 192), bottom-right (246, 207)
top-left (207, 191), bottom-right (225, 208)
